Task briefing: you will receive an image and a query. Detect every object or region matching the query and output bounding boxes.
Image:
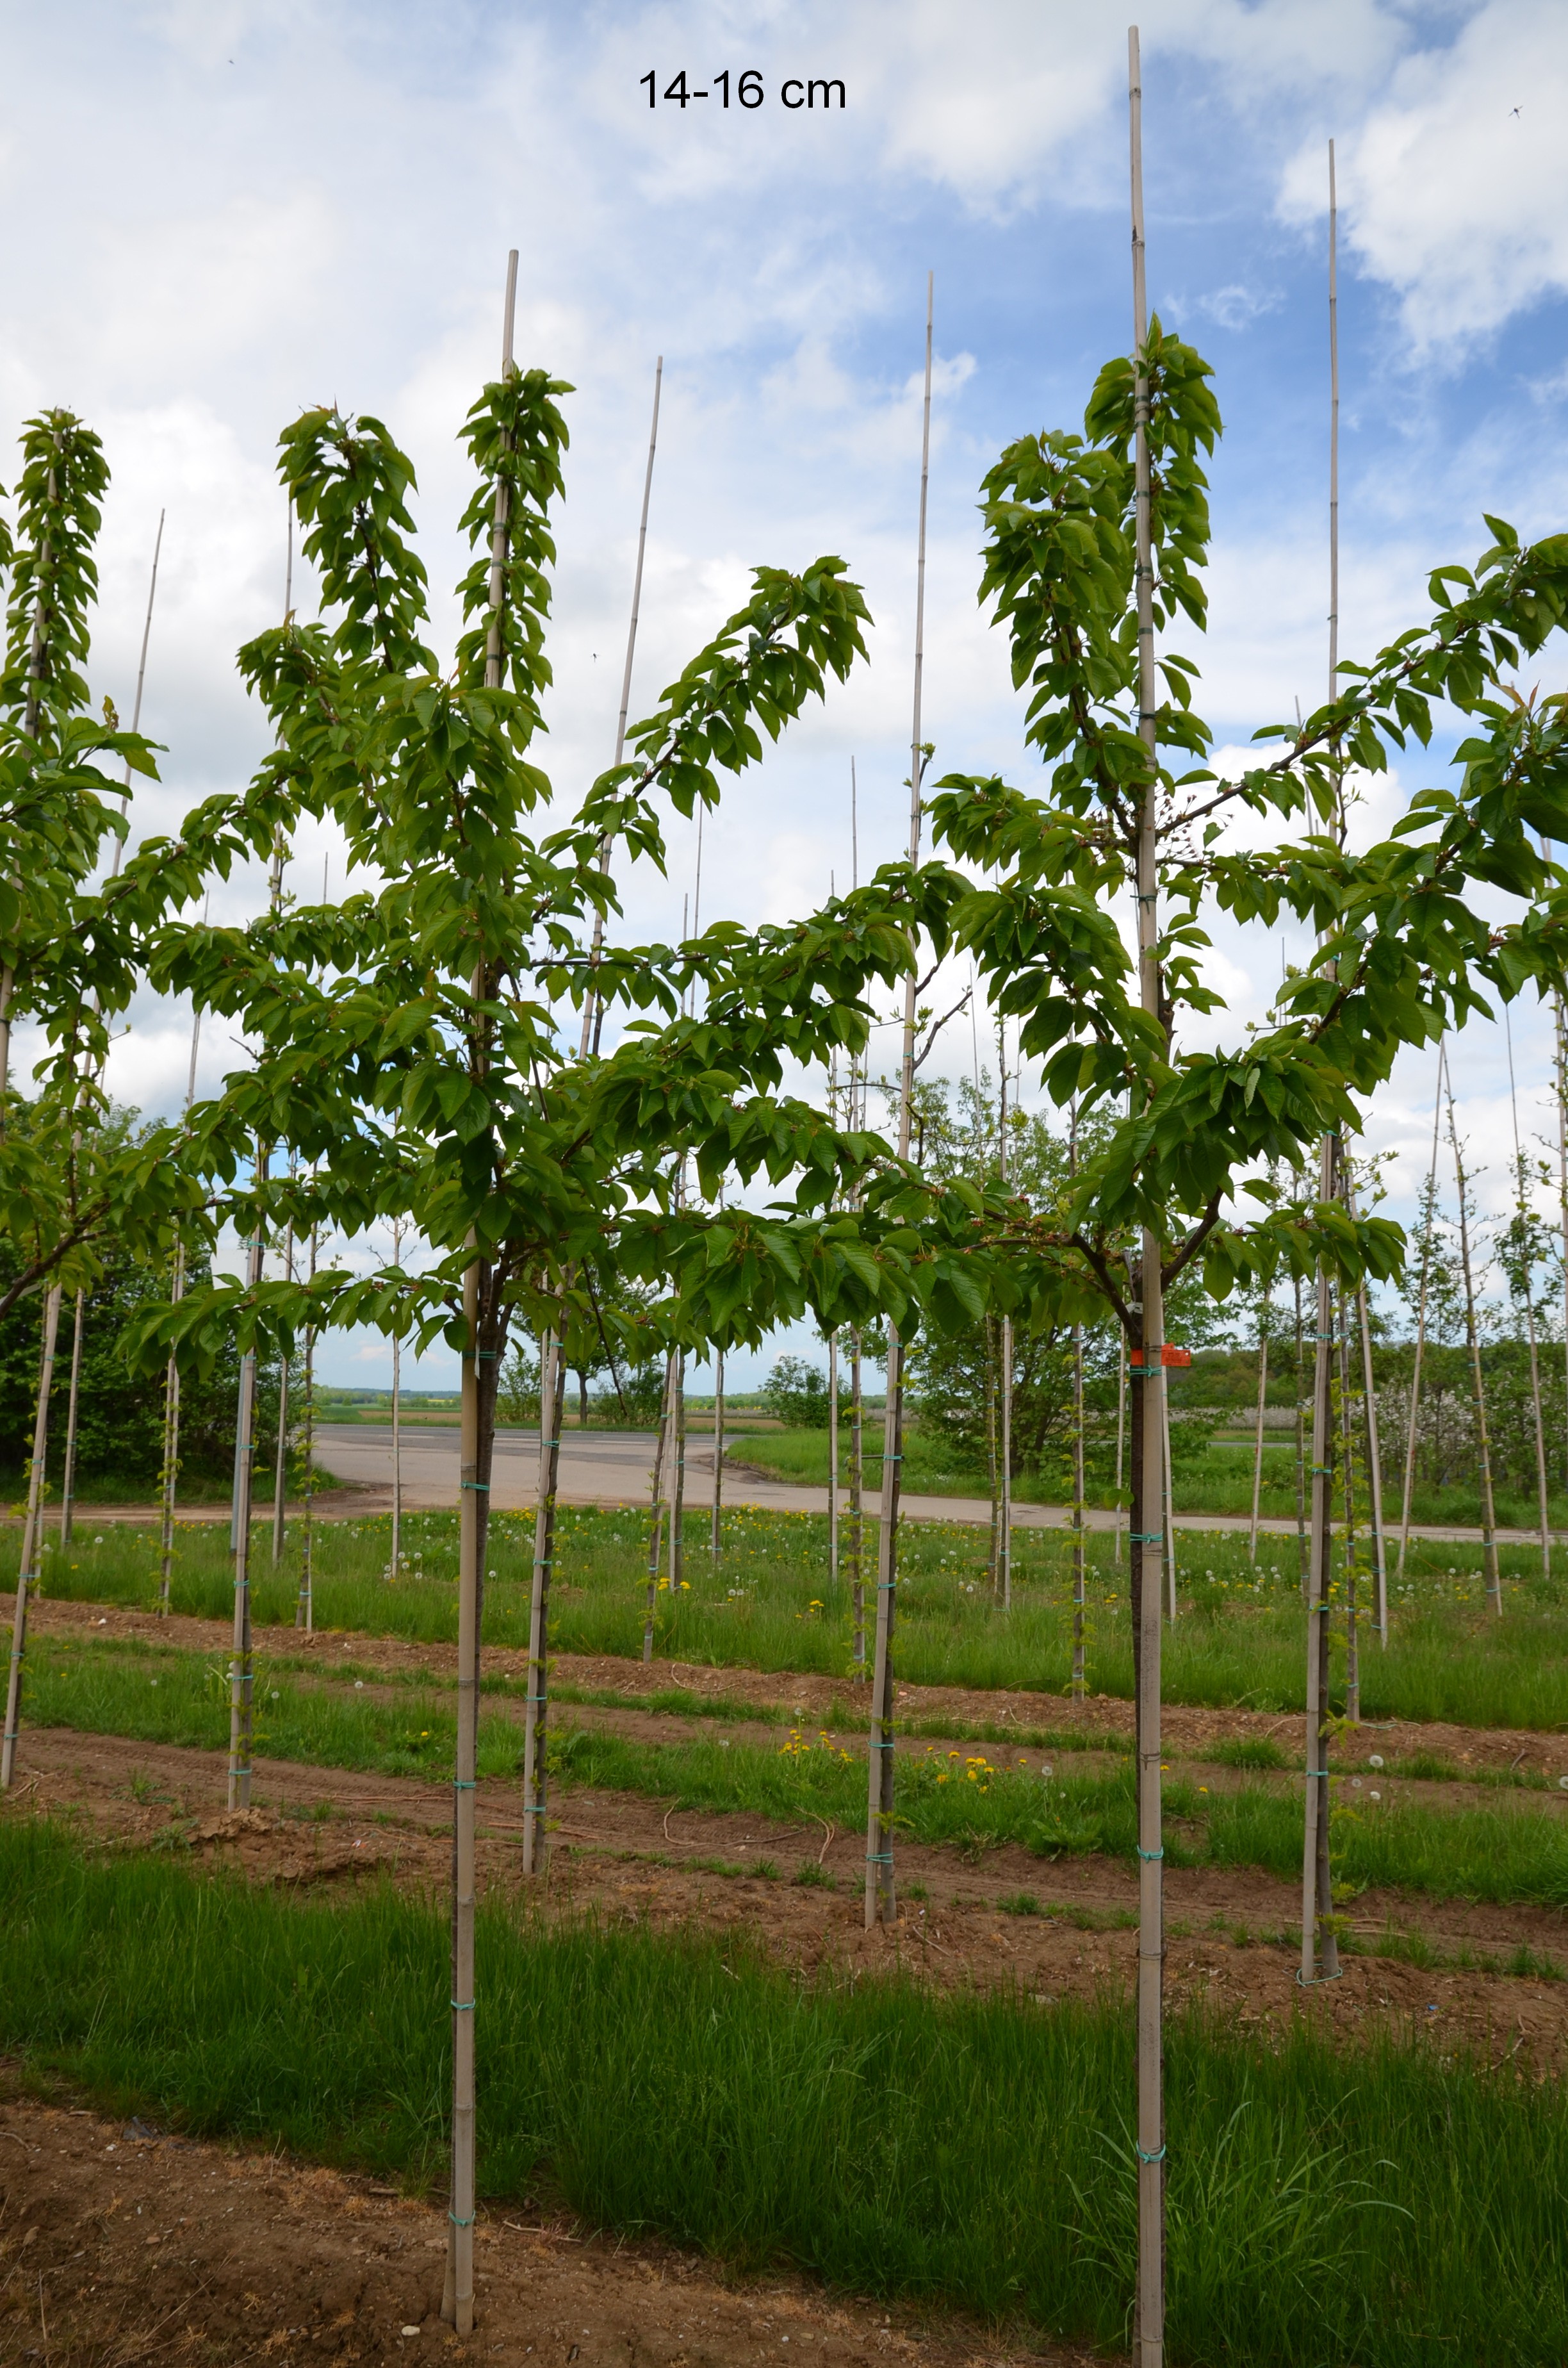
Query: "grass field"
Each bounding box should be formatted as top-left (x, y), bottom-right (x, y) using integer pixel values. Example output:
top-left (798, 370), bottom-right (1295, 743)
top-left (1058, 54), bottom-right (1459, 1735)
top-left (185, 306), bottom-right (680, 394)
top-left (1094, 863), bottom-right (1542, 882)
top-left (19, 1631), bottom-right (1568, 1912)
top-left (731, 1424), bottom-right (1568, 1529)
top-left (10, 1502), bottom-right (1568, 1732)
top-left (4, 1820), bottom-right (1566, 2367)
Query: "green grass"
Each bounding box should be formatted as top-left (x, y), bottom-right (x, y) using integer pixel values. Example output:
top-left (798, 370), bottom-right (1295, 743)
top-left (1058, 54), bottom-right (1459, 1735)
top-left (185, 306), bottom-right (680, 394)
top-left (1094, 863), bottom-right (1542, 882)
top-left (6, 1821), bottom-right (1568, 2367)
top-left (20, 1635), bottom-right (1568, 1911)
top-left (12, 1502), bottom-right (1568, 1734)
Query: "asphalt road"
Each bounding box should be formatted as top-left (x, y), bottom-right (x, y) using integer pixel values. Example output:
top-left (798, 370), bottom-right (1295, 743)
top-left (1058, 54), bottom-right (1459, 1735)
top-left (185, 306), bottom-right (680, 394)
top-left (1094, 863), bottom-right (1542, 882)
top-left (311, 1422), bottom-right (1527, 1545)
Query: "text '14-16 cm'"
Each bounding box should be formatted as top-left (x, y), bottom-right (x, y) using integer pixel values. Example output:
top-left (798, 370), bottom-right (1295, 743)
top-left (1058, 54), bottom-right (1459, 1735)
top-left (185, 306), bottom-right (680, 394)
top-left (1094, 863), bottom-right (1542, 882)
top-left (640, 70), bottom-right (846, 110)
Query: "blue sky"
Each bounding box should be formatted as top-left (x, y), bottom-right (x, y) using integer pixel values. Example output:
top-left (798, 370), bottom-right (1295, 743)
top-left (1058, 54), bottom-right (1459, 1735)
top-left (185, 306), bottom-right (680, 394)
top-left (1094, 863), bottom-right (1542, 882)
top-left (4, 0), bottom-right (1568, 1388)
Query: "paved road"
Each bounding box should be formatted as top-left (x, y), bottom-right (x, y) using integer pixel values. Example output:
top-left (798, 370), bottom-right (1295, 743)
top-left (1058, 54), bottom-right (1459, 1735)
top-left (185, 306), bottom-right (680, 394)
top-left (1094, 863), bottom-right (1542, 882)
top-left (311, 1422), bottom-right (1531, 1546)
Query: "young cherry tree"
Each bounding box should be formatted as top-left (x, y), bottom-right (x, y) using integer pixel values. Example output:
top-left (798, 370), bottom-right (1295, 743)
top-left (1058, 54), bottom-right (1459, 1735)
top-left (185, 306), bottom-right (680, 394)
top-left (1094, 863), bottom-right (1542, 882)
top-left (0, 411), bottom-right (177, 1791)
top-left (132, 353), bottom-right (998, 2336)
top-left (928, 324), bottom-right (1568, 2355)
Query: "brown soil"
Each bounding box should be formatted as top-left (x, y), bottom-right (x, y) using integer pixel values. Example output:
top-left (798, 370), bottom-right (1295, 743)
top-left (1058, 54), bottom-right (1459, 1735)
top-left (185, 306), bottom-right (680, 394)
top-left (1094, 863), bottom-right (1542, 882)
top-left (24, 1595), bottom-right (1568, 1784)
top-left (0, 2079), bottom-right (1098, 2368)
top-left (8, 1724), bottom-right (1568, 2077)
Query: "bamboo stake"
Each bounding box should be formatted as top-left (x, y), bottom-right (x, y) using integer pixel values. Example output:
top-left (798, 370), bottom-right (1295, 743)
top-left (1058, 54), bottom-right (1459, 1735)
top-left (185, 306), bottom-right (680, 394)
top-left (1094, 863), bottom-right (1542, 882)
top-left (1337, 1288), bottom-right (1361, 1723)
top-left (227, 1153), bottom-right (266, 1809)
top-left (159, 978), bottom-right (204, 1613)
top-left (827, 1329), bottom-right (839, 1586)
top-left (643, 1352), bottom-right (673, 1661)
top-left (1, 1286), bottom-right (62, 1789)
top-left (999, 1028), bottom-right (1013, 1611)
top-left (1505, 1007), bottom-right (1551, 1574)
top-left (57, 1294), bottom-right (86, 1548)
top-left (1302, 141), bottom-right (1344, 1987)
top-left (1293, 1269), bottom-right (1309, 1595)
top-left (1557, 992), bottom-right (1568, 1492)
top-left (1127, 35), bottom-right (1168, 2355)
top-left (849, 1325), bottom-right (865, 1670)
top-left (521, 1324), bottom-right (564, 1875)
top-left (865, 267), bottom-right (933, 1932)
top-left (668, 1345), bottom-right (687, 1603)
top-left (390, 1217), bottom-right (405, 1581)
top-left (296, 1218), bottom-right (318, 1634)
top-left (1445, 1071), bottom-right (1503, 1612)
top-left (1301, 1136), bottom-right (1340, 1986)
top-left (1396, 1046), bottom-right (1446, 1580)
top-left (581, 358), bottom-right (663, 1060)
top-left (444, 246), bottom-right (518, 2341)
top-left (1068, 1099), bottom-right (1085, 1690)
top-left (712, 1345), bottom-right (725, 1563)
top-left (271, 1213), bottom-right (295, 1566)
top-left (1248, 1307), bottom-right (1268, 1563)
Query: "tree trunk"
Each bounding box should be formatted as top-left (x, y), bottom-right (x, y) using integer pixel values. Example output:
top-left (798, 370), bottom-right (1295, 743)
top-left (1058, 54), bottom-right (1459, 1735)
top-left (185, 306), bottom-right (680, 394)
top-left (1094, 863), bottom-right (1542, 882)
top-left (1447, 1085), bottom-right (1503, 1613)
top-left (1301, 1139), bottom-right (1340, 1986)
top-left (1, 1286), bottom-right (62, 1791)
top-left (642, 1354), bottom-right (673, 1663)
top-left (58, 1290), bottom-right (85, 1547)
top-left (1070, 1320), bottom-right (1086, 1698)
top-left (227, 1149), bottom-right (268, 1810)
top-left (522, 1326), bottom-right (565, 1877)
top-left (849, 1333), bottom-right (865, 1672)
top-left (1248, 1325), bottom-right (1268, 1563)
top-left (712, 1346), bottom-right (725, 1563)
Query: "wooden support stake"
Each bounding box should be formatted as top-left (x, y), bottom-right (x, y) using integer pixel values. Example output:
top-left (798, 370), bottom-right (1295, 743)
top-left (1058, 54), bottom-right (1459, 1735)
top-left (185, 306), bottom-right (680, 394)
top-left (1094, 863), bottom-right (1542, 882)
top-left (1, 1287), bottom-right (62, 1790)
top-left (1128, 34), bottom-right (1166, 2355)
top-left (1397, 1046), bottom-right (1446, 1579)
top-left (522, 1324), bottom-right (565, 1876)
top-left (865, 266), bottom-right (933, 1931)
top-left (1446, 1073), bottom-right (1503, 1613)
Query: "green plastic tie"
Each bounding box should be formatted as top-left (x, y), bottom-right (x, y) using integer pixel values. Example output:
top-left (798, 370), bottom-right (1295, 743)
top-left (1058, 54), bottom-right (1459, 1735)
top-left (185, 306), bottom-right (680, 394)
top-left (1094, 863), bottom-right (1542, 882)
top-left (1137, 1846), bottom-right (1164, 1861)
top-left (1136, 2144), bottom-right (1166, 2164)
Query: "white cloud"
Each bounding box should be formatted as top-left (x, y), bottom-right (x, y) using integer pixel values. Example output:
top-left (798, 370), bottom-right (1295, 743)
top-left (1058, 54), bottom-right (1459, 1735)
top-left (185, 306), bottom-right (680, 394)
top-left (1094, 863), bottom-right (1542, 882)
top-left (1280, 1), bottom-right (1568, 354)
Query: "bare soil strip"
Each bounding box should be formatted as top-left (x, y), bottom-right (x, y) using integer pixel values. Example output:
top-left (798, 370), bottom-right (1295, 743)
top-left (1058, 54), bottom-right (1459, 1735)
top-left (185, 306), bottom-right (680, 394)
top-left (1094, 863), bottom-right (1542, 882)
top-left (8, 1726), bottom-right (1568, 2075)
top-left (22, 1593), bottom-right (1568, 1783)
top-left (0, 2077), bottom-right (1100, 2368)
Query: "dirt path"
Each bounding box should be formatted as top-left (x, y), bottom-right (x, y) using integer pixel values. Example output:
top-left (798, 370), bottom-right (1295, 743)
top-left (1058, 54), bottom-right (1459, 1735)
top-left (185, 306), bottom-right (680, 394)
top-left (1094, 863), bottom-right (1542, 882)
top-left (0, 2078), bottom-right (1100, 2368)
top-left (23, 1593), bottom-right (1568, 1784)
top-left (8, 1725), bottom-right (1568, 2075)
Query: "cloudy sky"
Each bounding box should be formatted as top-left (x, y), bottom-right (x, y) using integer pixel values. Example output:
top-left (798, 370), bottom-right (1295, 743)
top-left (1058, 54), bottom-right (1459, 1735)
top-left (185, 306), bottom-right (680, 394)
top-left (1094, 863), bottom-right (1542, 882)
top-left (6, 0), bottom-right (1568, 1388)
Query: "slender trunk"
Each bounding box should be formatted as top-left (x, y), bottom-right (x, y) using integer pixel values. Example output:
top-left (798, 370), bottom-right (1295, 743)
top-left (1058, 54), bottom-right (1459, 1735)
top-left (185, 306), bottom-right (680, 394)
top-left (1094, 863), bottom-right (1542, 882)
top-left (58, 1290), bottom-right (86, 1546)
top-left (391, 1221), bottom-right (404, 1582)
top-left (1338, 1292), bottom-right (1360, 1723)
top-left (999, 1044), bottom-right (1013, 1612)
top-left (1248, 1326), bottom-right (1268, 1563)
top-left (443, 248), bottom-right (516, 2342)
top-left (828, 1333), bottom-right (840, 1588)
top-left (522, 1326), bottom-right (565, 1877)
top-left (712, 1346), bottom-right (725, 1563)
top-left (297, 1228), bottom-right (318, 1634)
top-left (1293, 1270), bottom-right (1309, 1595)
top-left (159, 999), bottom-right (202, 1615)
top-left (272, 1227), bottom-right (294, 1566)
top-left (863, 268), bottom-right (933, 1930)
top-left (227, 1151), bottom-right (268, 1809)
top-left (1506, 1010), bottom-right (1552, 1575)
top-left (1301, 1140), bottom-right (1341, 1985)
top-left (158, 1247), bottom-right (185, 1613)
top-left (1556, 994), bottom-right (1568, 1492)
top-left (984, 1319), bottom-right (1000, 1596)
top-left (1115, 1334), bottom-right (1126, 1565)
top-left (642, 1355), bottom-right (673, 1662)
top-left (1446, 1085), bottom-right (1502, 1613)
top-left (1071, 1319), bottom-right (1086, 1698)
top-left (1128, 42), bottom-right (1166, 2353)
top-left (1398, 1048), bottom-right (1445, 1579)
top-left (668, 1348), bottom-right (687, 1604)
top-left (1, 1286), bottom-right (63, 1790)
top-left (849, 1333), bottom-right (865, 1672)
top-left (1357, 1276), bottom-right (1388, 1641)
top-left (580, 358), bottom-right (663, 1059)
top-left (1161, 1376), bottom-right (1177, 1620)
